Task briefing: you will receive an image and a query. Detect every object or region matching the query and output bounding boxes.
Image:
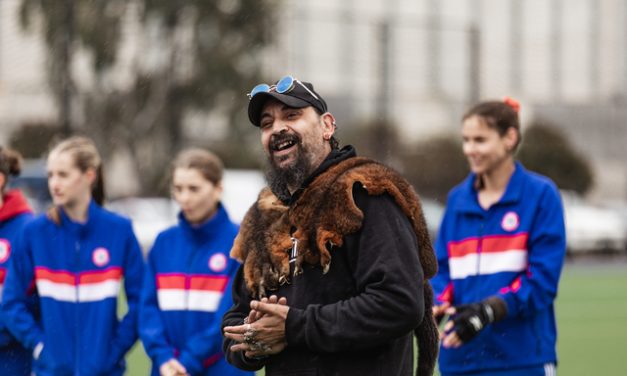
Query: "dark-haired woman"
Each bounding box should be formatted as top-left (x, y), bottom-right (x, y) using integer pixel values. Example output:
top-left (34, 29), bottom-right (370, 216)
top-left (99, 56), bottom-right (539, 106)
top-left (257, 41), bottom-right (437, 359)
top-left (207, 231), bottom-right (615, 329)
top-left (432, 98), bottom-right (566, 376)
top-left (0, 147), bottom-right (34, 375)
top-left (140, 148), bottom-right (251, 376)
top-left (2, 136), bottom-right (144, 375)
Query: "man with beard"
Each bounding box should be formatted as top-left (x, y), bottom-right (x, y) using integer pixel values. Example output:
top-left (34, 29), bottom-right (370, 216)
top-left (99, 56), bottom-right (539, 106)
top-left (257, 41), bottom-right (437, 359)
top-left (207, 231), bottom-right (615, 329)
top-left (222, 76), bottom-right (439, 376)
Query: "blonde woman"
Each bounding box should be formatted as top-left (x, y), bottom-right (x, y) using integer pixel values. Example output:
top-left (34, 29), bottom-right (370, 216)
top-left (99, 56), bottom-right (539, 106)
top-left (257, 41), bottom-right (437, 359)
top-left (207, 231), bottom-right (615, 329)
top-left (2, 136), bottom-right (144, 375)
top-left (139, 148), bottom-right (252, 376)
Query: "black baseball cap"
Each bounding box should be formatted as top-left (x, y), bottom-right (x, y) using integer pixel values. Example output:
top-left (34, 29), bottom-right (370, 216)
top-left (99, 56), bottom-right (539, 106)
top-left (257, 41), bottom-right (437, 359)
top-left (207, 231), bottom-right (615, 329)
top-left (247, 78), bottom-right (328, 127)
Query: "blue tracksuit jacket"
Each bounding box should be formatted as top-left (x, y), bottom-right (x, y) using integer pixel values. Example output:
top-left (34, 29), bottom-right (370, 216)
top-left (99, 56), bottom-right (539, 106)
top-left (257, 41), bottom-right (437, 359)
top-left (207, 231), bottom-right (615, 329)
top-left (139, 204), bottom-right (252, 376)
top-left (2, 200), bottom-right (144, 376)
top-left (432, 162), bottom-right (566, 374)
top-left (0, 190), bottom-right (34, 375)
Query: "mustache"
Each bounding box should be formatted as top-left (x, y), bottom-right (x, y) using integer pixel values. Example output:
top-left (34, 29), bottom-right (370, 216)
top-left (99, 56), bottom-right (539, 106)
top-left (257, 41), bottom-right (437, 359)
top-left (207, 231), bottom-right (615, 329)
top-left (269, 132), bottom-right (301, 151)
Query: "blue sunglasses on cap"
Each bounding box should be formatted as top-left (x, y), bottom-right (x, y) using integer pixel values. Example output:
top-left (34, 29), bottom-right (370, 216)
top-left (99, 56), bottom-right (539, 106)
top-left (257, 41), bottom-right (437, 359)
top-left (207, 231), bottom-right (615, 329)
top-left (247, 75), bottom-right (320, 101)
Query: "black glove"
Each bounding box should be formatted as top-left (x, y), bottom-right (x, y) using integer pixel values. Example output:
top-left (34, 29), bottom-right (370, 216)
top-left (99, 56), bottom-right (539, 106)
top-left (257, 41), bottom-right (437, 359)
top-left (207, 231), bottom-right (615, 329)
top-left (449, 302), bottom-right (497, 344)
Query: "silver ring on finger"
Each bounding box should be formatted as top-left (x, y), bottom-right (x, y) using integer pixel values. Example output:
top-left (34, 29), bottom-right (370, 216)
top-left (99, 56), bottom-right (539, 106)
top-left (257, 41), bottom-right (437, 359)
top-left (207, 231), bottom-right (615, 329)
top-left (250, 340), bottom-right (272, 353)
top-left (244, 328), bottom-right (256, 344)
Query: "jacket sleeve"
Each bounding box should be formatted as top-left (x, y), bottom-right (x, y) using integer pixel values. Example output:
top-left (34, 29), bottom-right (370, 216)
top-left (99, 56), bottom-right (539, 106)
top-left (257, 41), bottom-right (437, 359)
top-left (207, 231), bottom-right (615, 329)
top-left (1, 225), bottom-right (43, 349)
top-left (139, 241), bottom-right (176, 369)
top-left (284, 189), bottom-right (425, 352)
top-left (109, 224), bottom-right (144, 364)
top-left (431, 205), bottom-right (453, 305)
top-left (179, 260), bottom-right (239, 374)
top-left (222, 266), bottom-right (266, 371)
top-left (497, 184), bottom-right (566, 318)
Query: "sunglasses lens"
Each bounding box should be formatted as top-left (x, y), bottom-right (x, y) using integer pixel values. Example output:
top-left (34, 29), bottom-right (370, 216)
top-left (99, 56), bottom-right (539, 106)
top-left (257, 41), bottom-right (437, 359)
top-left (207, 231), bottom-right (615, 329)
top-left (250, 83), bottom-right (271, 98)
top-left (275, 76), bottom-right (295, 94)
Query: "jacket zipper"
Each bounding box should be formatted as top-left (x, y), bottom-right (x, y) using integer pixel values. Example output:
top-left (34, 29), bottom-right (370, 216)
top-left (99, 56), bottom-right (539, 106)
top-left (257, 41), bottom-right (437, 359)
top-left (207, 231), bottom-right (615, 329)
top-left (75, 240), bottom-right (81, 376)
top-left (185, 245), bottom-right (197, 313)
top-left (476, 214), bottom-right (486, 305)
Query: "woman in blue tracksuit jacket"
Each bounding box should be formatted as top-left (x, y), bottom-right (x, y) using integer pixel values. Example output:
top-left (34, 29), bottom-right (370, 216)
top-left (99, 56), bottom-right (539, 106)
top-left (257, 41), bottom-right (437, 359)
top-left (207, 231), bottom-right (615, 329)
top-left (432, 98), bottom-right (566, 376)
top-left (2, 136), bottom-right (144, 376)
top-left (139, 148), bottom-right (251, 376)
top-left (0, 147), bottom-right (35, 375)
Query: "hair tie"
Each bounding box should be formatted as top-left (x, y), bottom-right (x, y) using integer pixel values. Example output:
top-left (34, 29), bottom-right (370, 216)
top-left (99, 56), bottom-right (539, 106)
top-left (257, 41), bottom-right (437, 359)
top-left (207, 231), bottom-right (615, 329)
top-left (503, 96), bottom-right (520, 113)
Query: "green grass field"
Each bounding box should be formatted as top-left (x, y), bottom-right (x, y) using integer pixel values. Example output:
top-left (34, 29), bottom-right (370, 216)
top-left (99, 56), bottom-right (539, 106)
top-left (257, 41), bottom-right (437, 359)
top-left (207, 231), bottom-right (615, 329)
top-left (553, 261), bottom-right (627, 375)
top-left (123, 261), bottom-right (627, 375)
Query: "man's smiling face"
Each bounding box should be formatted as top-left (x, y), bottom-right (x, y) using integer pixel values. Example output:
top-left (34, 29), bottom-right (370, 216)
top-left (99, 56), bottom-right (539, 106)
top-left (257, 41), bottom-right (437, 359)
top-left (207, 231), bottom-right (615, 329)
top-left (260, 100), bottom-right (329, 172)
top-left (258, 99), bottom-right (335, 194)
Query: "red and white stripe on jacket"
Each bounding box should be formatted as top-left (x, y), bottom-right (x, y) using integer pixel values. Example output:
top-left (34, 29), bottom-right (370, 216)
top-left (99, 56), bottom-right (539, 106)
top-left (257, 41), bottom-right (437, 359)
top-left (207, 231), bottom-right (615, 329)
top-left (35, 266), bottom-right (122, 303)
top-left (156, 273), bottom-right (229, 312)
top-left (447, 233), bottom-right (528, 279)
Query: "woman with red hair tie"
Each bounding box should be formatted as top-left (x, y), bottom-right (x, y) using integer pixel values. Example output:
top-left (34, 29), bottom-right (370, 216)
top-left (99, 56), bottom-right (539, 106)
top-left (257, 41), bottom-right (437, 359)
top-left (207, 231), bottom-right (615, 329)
top-left (432, 98), bottom-right (566, 376)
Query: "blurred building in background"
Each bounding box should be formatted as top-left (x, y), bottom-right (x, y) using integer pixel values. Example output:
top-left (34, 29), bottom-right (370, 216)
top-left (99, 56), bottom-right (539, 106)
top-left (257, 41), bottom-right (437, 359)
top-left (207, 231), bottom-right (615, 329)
top-left (0, 0), bottom-right (626, 200)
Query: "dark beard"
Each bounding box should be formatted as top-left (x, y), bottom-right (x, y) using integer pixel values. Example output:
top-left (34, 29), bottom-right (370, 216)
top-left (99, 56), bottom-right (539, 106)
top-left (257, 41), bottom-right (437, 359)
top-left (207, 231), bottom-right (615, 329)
top-left (265, 142), bottom-right (313, 202)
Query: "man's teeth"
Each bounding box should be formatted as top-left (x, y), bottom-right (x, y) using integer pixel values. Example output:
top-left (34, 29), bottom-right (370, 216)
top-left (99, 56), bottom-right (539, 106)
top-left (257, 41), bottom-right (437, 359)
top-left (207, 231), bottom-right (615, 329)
top-left (276, 140), bottom-right (295, 151)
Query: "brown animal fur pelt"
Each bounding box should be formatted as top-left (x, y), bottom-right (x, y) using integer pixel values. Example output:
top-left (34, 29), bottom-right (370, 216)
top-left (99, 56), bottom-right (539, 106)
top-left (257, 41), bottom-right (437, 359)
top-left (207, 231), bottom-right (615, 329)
top-left (230, 188), bottom-right (294, 298)
top-left (288, 157), bottom-right (437, 280)
top-left (232, 157), bottom-right (438, 297)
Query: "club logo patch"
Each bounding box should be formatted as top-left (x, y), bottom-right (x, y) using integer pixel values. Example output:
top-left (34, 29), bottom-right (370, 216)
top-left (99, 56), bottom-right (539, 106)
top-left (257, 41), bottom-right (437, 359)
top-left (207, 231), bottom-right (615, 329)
top-left (92, 247), bottom-right (110, 267)
top-left (0, 239), bottom-right (11, 263)
top-left (209, 253), bottom-right (227, 272)
top-left (501, 211), bottom-right (520, 232)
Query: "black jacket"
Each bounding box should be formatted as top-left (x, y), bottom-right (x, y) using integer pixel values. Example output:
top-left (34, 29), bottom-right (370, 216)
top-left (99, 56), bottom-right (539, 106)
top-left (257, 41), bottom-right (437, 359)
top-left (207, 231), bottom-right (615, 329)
top-left (222, 147), bottom-right (425, 376)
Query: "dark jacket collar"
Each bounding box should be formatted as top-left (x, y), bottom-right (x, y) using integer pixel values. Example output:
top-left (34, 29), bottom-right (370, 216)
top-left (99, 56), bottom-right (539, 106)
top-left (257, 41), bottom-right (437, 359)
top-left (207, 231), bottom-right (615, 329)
top-left (284, 145), bottom-right (357, 205)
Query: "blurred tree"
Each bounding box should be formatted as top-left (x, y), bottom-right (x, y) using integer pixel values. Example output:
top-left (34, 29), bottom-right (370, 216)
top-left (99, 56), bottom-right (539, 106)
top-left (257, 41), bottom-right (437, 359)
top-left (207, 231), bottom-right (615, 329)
top-left (19, 0), bottom-right (276, 195)
top-left (337, 118), bottom-right (403, 169)
top-left (9, 122), bottom-right (64, 159)
top-left (402, 135), bottom-right (468, 203)
top-left (518, 121), bottom-right (594, 195)
top-left (338, 120), bottom-right (467, 203)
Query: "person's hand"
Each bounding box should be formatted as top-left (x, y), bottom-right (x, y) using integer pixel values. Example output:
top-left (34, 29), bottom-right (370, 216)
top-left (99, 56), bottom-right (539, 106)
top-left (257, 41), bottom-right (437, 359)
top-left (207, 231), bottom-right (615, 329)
top-left (432, 302), bottom-right (451, 325)
top-left (440, 302), bottom-right (496, 348)
top-left (224, 299), bottom-right (290, 358)
top-left (247, 300), bottom-right (289, 355)
top-left (159, 358), bottom-right (187, 376)
top-left (248, 295), bottom-right (287, 324)
top-left (440, 311), bottom-right (463, 348)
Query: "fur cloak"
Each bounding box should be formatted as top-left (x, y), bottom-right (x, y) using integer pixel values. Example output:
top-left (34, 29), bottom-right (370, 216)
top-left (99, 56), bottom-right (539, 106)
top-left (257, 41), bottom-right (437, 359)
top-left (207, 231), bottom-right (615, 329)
top-left (231, 156), bottom-right (439, 376)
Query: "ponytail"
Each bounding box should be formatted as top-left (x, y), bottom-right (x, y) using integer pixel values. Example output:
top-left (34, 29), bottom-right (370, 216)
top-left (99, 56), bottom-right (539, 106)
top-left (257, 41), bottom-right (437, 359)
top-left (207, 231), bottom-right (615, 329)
top-left (93, 165), bottom-right (105, 206)
top-left (46, 206), bottom-right (62, 226)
